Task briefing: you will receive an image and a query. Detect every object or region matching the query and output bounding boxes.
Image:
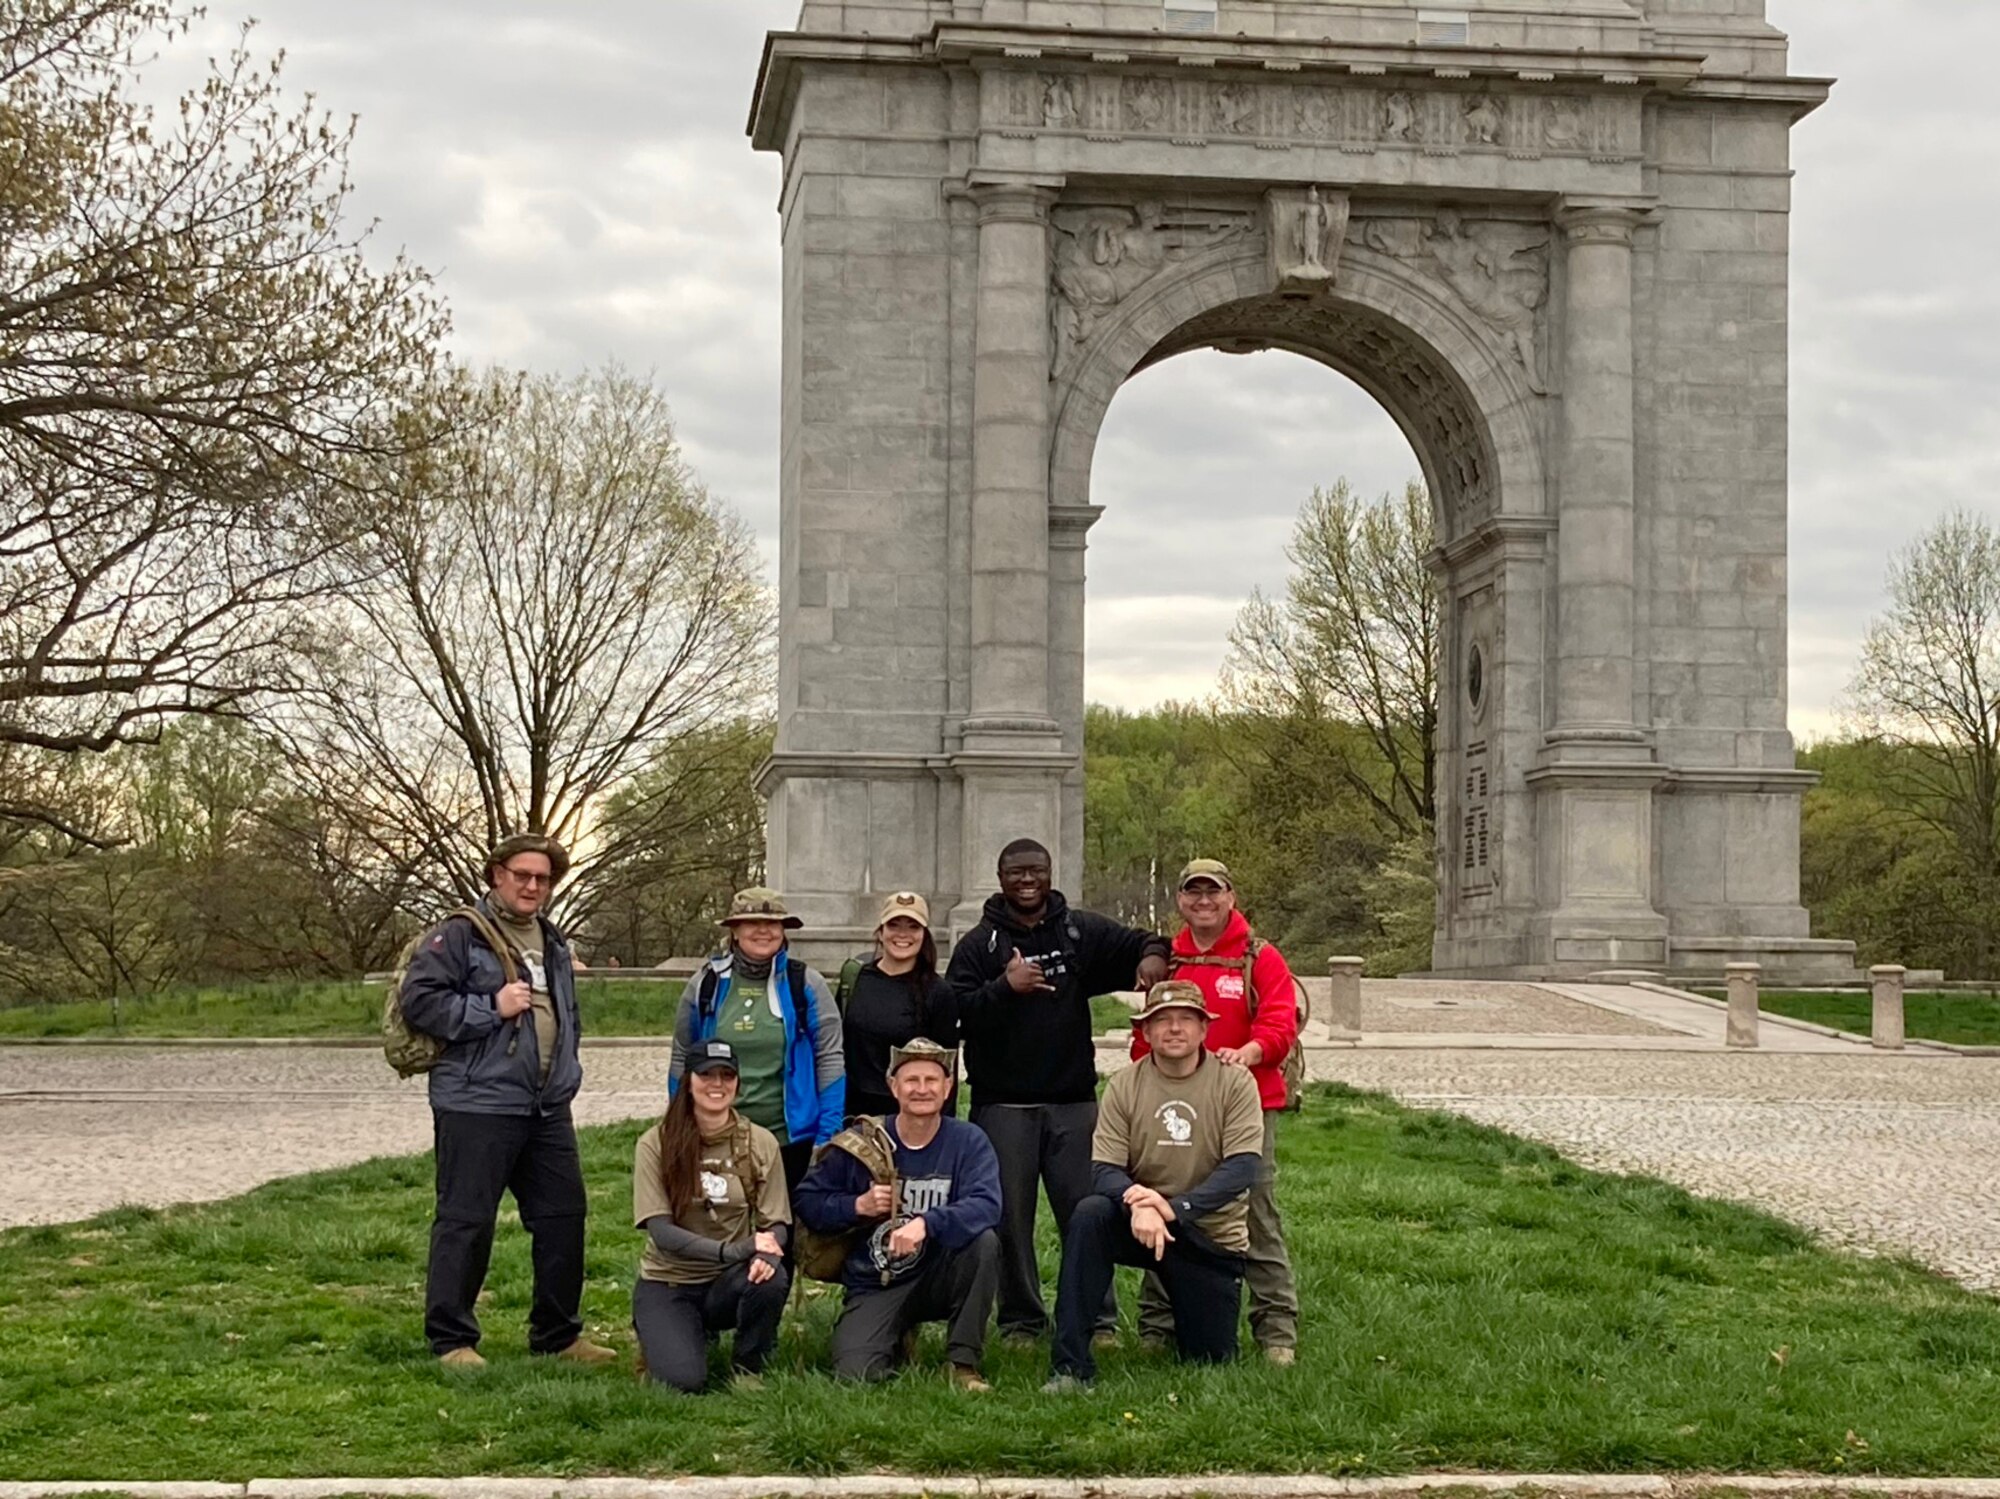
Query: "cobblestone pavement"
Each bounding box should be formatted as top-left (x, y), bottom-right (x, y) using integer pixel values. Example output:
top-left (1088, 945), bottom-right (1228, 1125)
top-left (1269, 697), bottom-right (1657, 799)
top-left (1309, 1049), bottom-right (2000, 1291)
top-left (8, 1040), bottom-right (1999, 1298)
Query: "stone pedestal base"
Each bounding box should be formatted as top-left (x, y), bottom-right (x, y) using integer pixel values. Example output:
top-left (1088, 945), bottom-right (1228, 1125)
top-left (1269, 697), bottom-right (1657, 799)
top-left (1522, 756), bottom-right (1670, 973)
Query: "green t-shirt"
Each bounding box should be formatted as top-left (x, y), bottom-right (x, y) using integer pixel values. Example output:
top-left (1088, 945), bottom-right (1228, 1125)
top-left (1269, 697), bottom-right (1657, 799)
top-left (721, 974), bottom-right (789, 1143)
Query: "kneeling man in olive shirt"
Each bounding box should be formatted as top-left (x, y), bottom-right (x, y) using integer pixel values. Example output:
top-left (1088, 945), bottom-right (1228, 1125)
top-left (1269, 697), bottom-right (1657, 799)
top-left (1045, 980), bottom-right (1264, 1389)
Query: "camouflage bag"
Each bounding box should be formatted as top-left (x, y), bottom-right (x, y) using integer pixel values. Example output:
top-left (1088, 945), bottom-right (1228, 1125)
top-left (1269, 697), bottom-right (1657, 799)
top-left (1171, 937), bottom-right (1311, 1112)
top-left (795, 1115), bottom-right (899, 1283)
top-left (383, 906), bottom-right (519, 1078)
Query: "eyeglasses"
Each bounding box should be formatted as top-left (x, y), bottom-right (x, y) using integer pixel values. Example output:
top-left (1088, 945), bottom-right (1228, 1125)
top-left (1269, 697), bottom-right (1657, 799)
top-left (501, 867), bottom-right (553, 887)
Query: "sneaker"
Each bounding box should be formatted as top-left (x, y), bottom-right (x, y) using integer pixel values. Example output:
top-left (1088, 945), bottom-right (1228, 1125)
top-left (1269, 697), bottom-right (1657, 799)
top-left (438, 1346), bottom-right (486, 1370)
top-left (1091, 1330), bottom-right (1120, 1352)
top-left (1040, 1373), bottom-right (1089, 1395)
top-left (1264, 1345), bottom-right (1297, 1367)
top-left (552, 1338), bottom-right (618, 1367)
top-left (947, 1363), bottom-right (992, 1393)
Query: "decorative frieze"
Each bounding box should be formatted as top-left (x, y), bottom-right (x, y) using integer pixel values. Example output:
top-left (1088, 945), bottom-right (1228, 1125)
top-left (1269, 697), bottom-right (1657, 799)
top-left (1360, 212), bottom-right (1551, 393)
top-left (1003, 70), bottom-right (1639, 163)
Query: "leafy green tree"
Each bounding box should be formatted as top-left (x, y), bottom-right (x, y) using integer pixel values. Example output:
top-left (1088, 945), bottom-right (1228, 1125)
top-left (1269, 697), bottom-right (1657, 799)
top-left (1847, 511), bottom-right (2000, 972)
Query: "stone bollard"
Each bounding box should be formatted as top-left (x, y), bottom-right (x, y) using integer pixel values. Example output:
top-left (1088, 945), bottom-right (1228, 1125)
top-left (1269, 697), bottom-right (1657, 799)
top-left (1724, 961), bottom-right (1761, 1049)
top-left (1871, 964), bottom-right (1907, 1050)
top-left (1328, 956), bottom-right (1364, 1035)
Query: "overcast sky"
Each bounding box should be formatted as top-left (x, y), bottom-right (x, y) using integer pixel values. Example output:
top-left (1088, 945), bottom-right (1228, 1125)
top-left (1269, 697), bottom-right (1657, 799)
top-left (176, 2), bottom-right (1998, 740)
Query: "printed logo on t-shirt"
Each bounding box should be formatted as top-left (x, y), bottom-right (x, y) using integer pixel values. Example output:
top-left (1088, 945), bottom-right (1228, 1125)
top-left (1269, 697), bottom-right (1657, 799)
top-left (1154, 1101), bottom-right (1196, 1146)
top-left (1214, 973), bottom-right (1245, 1003)
top-left (699, 1170), bottom-right (730, 1204)
top-left (899, 1175), bottom-right (953, 1213)
top-left (523, 952), bottom-right (549, 995)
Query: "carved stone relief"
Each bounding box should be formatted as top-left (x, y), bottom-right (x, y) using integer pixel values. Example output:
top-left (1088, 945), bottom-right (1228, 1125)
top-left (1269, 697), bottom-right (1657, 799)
top-left (1048, 202), bottom-right (1255, 377)
top-left (1266, 186), bottom-right (1350, 299)
top-left (1361, 212), bottom-right (1550, 394)
top-left (1000, 73), bottom-right (1640, 165)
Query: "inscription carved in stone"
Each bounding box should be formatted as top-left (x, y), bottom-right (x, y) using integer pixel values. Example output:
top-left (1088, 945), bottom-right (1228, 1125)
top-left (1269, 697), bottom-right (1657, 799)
top-left (1361, 212), bottom-right (1550, 393)
top-left (1048, 202), bottom-right (1254, 376)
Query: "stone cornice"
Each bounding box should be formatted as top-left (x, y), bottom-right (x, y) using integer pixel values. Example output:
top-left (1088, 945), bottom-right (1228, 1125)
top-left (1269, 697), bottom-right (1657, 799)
top-left (1429, 516), bottom-right (1557, 574)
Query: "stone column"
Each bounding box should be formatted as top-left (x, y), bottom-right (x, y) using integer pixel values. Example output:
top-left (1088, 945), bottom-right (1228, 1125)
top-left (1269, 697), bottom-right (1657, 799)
top-left (1548, 200), bottom-right (1651, 749)
top-left (1327, 956), bottom-right (1364, 1035)
top-left (964, 175), bottom-right (1063, 747)
top-left (1870, 964), bottom-right (1907, 1050)
top-left (1725, 961), bottom-right (1761, 1049)
top-left (1049, 504), bottom-right (1102, 897)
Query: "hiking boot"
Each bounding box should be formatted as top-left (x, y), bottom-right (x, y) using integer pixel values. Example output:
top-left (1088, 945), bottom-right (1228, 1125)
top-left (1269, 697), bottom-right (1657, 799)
top-left (438, 1347), bottom-right (487, 1370)
top-left (1138, 1334), bottom-right (1170, 1355)
top-left (1040, 1373), bottom-right (1088, 1395)
top-left (1264, 1345), bottom-right (1297, 1367)
top-left (729, 1371), bottom-right (765, 1393)
top-left (1001, 1329), bottom-right (1040, 1351)
top-left (1091, 1330), bottom-right (1120, 1352)
top-left (947, 1363), bottom-right (992, 1393)
top-left (552, 1338), bottom-right (618, 1367)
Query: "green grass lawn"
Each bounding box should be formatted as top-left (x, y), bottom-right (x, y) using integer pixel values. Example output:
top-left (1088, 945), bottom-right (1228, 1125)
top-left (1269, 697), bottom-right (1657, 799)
top-left (1705, 989), bottom-right (2000, 1047)
top-left (0, 978), bottom-right (684, 1040)
top-left (5, 1085), bottom-right (2000, 1480)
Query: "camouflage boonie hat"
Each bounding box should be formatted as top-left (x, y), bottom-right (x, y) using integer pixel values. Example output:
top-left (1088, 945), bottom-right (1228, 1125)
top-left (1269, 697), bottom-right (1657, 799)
top-left (887, 1036), bottom-right (957, 1083)
top-left (484, 832), bottom-right (571, 886)
top-left (718, 887), bottom-right (803, 929)
top-left (1133, 980), bottom-right (1211, 1027)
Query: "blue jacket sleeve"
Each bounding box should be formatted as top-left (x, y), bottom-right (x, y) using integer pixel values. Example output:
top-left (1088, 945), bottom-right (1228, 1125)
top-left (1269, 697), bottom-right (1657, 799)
top-left (397, 921), bottom-right (503, 1043)
top-left (803, 967), bottom-right (846, 1144)
top-left (920, 1128), bottom-right (1002, 1251)
top-left (794, 1143), bottom-right (869, 1233)
top-left (666, 977), bottom-right (704, 1101)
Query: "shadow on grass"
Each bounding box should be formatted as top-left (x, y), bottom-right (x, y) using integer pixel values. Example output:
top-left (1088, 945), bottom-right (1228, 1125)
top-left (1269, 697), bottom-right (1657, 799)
top-left (2, 1084), bottom-right (1998, 1479)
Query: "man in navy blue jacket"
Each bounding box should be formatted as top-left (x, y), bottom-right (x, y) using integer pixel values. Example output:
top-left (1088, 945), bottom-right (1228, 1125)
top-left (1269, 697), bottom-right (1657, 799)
top-left (398, 834), bottom-right (614, 1370)
top-left (795, 1038), bottom-right (1002, 1390)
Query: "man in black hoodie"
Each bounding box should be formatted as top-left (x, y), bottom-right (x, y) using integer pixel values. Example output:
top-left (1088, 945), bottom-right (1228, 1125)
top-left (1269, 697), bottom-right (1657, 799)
top-left (947, 838), bottom-right (1171, 1342)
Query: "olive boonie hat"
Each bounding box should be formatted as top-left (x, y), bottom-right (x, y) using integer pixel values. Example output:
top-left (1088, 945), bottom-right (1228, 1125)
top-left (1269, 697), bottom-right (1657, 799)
top-left (887, 1036), bottom-right (957, 1082)
top-left (718, 887), bottom-right (803, 929)
top-left (685, 1040), bottom-right (740, 1077)
top-left (485, 832), bottom-right (571, 886)
top-left (1176, 858), bottom-right (1233, 891)
top-left (875, 890), bottom-right (931, 930)
top-left (1133, 980), bottom-right (1211, 1027)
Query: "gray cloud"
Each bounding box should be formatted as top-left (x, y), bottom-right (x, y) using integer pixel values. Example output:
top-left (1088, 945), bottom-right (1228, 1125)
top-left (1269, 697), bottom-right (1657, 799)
top-left (170, 1), bottom-right (1995, 732)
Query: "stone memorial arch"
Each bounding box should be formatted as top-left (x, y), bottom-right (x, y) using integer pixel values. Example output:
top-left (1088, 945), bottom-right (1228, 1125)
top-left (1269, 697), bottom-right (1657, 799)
top-left (748, 0), bottom-right (1856, 981)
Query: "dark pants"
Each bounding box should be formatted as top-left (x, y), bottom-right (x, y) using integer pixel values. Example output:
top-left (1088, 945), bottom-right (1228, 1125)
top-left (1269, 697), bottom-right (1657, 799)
top-left (1051, 1194), bottom-right (1245, 1383)
top-left (971, 1100), bottom-right (1115, 1336)
top-left (830, 1228), bottom-right (1000, 1379)
top-left (631, 1262), bottom-right (790, 1392)
top-left (425, 1107), bottom-right (587, 1356)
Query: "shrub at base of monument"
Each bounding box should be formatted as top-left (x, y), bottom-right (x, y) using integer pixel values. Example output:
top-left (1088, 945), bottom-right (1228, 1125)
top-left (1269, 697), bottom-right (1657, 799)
top-left (3, 1088), bottom-right (1999, 1480)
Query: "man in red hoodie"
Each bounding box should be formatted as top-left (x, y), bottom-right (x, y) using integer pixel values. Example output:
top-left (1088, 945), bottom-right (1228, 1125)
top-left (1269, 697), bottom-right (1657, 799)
top-left (1130, 857), bottom-right (1300, 1363)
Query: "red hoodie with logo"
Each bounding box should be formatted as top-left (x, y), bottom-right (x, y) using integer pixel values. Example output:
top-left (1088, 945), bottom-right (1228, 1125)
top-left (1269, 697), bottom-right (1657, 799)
top-left (1129, 909), bottom-right (1299, 1111)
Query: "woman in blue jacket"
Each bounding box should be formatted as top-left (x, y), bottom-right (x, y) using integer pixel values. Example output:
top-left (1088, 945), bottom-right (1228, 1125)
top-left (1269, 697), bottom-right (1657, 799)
top-left (669, 887), bottom-right (845, 1193)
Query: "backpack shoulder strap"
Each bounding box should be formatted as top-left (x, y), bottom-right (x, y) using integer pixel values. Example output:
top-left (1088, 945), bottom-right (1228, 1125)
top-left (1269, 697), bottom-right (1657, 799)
top-left (835, 956), bottom-right (864, 1012)
top-left (734, 1118), bottom-right (765, 1207)
top-left (789, 958), bottom-right (816, 1039)
top-left (1242, 936), bottom-right (1265, 1019)
top-left (453, 906), bottom-right (519, 985)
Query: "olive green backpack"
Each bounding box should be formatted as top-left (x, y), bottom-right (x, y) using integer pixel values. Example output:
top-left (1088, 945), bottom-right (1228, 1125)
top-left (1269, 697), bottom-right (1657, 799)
top-left (794, 1116), bottom-right (900, 1283)
top-left (382, 907), bottom-right (520, 1078)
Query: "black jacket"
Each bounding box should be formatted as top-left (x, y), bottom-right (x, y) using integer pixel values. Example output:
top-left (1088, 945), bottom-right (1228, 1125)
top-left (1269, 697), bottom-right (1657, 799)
top-left (842, 960), bottom-right (960, 1119)
top-left (399, 900), bottom-right (583, 1116)
top-left (946, 890), bottom-right (1167, 1107)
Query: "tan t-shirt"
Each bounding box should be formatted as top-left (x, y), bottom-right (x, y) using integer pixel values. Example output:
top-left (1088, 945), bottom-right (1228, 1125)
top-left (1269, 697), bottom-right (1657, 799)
top-left (493, 909), bottom-right (557, 1086)
top-left (631, 1115), bottom-right (789, 1285)
top-left (1093, 1053), bottom-right (1264, 1252)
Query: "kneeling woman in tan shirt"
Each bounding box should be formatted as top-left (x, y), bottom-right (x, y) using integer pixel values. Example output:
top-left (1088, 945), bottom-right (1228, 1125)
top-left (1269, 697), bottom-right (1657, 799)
top-left (632, 1040), bottom-right (792, 1391)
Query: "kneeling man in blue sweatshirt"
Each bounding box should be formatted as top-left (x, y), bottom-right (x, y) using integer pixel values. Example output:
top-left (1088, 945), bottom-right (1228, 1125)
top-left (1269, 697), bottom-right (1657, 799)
top-left (795, 1036), bottom-right (1003, 1389)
